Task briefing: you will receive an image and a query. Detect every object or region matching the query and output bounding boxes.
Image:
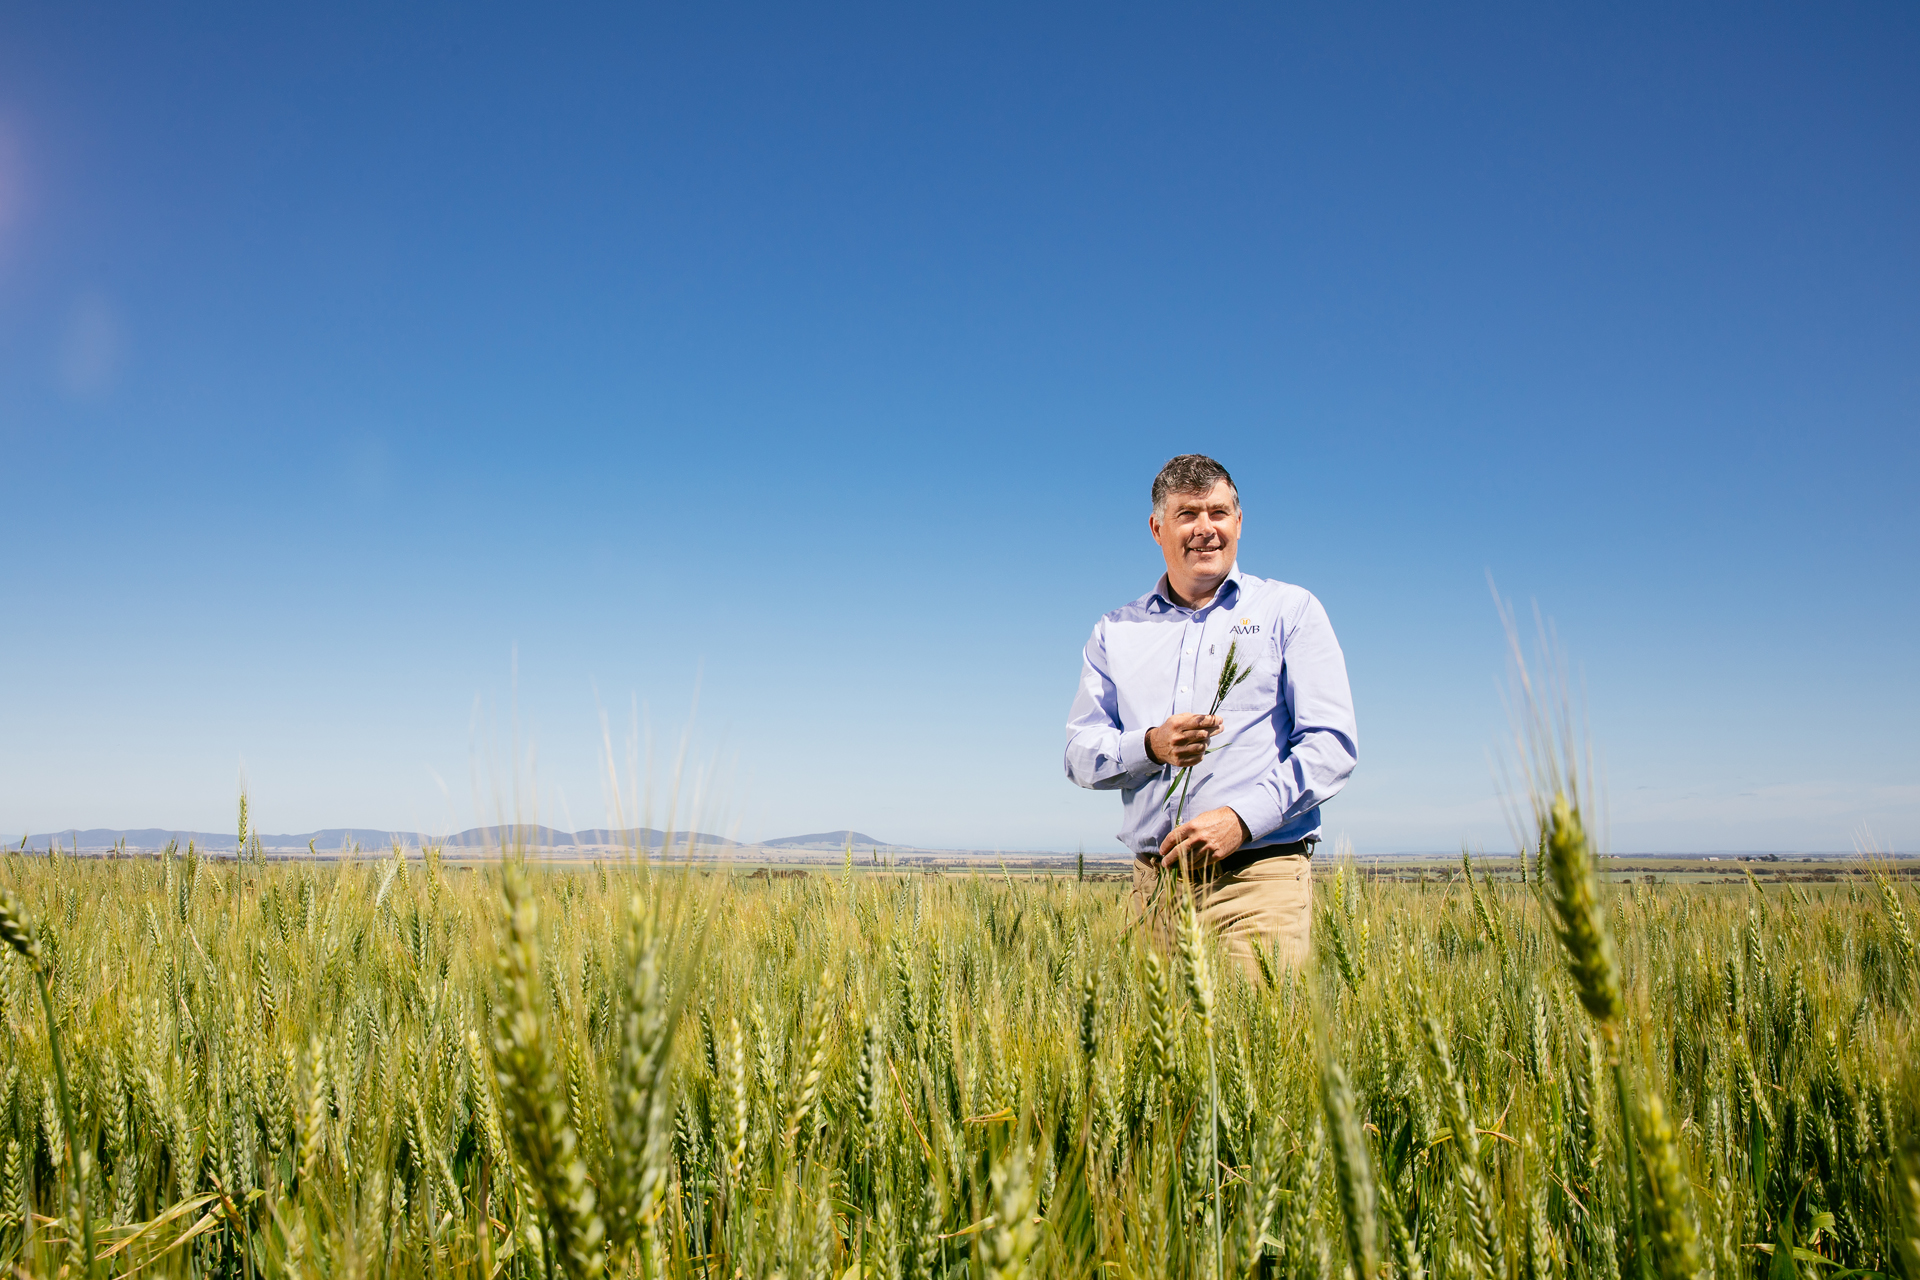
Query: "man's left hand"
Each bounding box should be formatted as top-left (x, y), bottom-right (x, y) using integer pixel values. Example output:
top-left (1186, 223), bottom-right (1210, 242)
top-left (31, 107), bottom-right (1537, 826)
top-left (1158, 806), bottom-right (1251, 869)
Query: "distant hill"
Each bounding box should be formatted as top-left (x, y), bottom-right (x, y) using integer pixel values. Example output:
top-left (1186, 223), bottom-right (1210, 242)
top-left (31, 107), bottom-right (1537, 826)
top-left (17, 828), bottom-right (226, 851)
top-left (759, 830), bottom-right (887, 850)
top-left (16, 828), bottom-right (337, 852)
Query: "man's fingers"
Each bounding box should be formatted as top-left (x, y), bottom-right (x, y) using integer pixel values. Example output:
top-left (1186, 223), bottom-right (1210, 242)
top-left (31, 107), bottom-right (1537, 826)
top-left (1160, 825), bottom-right (1208, 867)
top-left (1166, 720), bottom-right (1220, 747)
top-left (1163, 841), bottom-right (1213, 867)
top-left (1158, 824), bottom-right (1191, 856)
top-left (1159, 813), bottom-right (1239, 867)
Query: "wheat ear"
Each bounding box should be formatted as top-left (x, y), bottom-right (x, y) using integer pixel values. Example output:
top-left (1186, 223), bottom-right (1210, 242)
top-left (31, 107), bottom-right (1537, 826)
top-left (0, 888), bottom-right (92, 1273)
top-left (1321, 1056), bottom-right (1381, 1280)
top-left (492, 867), bottom-right (606, 1279)
top-left (1635, 1089), bottom-right (1704, 1280)
top-left (1179, 901), bottom-right (1222, 1280)
top-left (1543, 795), bottom-right (1623, 1028)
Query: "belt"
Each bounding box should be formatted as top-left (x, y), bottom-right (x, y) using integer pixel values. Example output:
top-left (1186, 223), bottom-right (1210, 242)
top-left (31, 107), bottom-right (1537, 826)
top-left (1138, 837), bottom-right (1316, 880)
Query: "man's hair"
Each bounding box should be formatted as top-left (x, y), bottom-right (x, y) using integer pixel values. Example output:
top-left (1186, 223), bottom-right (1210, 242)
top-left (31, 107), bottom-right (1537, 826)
top-left (1151, 454), bottom-right (1239, 514)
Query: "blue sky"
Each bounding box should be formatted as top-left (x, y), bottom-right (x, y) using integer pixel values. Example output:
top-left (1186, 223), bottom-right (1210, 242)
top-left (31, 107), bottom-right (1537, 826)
top-left (2, 3), bottom-right (1915, 853)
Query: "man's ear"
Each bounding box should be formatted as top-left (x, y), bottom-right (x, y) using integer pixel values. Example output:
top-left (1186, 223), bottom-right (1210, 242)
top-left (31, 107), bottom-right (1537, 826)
top-left (1148, 512), bottom-right (1163, 542)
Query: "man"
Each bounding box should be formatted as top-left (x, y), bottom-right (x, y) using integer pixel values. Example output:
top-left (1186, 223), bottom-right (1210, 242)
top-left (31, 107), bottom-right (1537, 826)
top-left (1063, 454), bottom-right (1357, 974)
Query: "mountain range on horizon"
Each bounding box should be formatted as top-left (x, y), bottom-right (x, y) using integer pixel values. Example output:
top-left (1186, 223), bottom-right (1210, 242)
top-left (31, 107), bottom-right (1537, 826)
top-left (17, 825), bottom-right (891, 853)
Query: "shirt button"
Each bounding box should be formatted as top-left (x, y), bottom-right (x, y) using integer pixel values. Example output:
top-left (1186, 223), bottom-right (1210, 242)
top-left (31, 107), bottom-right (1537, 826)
top-left (1179, 686), bottom-right (1189, 693)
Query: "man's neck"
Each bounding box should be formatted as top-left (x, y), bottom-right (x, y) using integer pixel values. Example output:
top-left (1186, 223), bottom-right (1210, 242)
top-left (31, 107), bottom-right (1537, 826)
top-left (1164, 572), bottom-right (1228, 611)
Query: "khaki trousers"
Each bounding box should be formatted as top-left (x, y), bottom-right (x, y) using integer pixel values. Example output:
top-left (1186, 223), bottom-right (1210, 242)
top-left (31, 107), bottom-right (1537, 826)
top-left (1131, 852), bottom-right (1313, 981)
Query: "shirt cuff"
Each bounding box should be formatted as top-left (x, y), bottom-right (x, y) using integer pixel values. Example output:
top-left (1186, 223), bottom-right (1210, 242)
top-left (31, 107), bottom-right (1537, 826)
top-left (1119, 728), bottom-right (1156, 778)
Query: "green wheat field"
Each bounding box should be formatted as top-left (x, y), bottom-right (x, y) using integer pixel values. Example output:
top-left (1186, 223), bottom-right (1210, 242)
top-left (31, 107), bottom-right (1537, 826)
top-left (0, 804), bottom-right (1914, 1279)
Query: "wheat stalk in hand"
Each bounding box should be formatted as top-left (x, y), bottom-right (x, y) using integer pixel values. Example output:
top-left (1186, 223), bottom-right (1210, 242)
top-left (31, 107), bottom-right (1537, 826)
top-left (1171, 639), bottom-right (1253, 824)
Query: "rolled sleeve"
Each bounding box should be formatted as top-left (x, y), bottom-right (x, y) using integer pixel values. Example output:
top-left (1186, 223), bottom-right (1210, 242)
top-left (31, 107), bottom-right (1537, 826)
top-left (1118, 727), bottom-right (1155, 776)
top-left (1228, 787), bottom-right (1289, 845)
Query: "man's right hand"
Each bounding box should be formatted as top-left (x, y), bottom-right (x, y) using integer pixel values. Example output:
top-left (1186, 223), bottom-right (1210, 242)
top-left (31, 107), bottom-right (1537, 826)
top-left (1145, 713), bottom-right (1222, 767)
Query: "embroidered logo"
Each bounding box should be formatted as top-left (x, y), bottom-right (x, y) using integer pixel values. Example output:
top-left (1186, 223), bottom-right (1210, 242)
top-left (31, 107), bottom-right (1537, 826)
top-left (1229, 616), bottom-right (1261, 635)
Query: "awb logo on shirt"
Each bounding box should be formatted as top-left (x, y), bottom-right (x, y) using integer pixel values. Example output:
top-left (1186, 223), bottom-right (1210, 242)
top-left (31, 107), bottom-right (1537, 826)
top-left (1229, 616), bottom-right (1261, 635)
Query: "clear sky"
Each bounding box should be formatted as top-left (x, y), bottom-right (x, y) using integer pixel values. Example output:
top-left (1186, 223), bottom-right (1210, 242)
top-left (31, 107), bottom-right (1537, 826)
top-left (3, 3), bottom-right (1915, 854)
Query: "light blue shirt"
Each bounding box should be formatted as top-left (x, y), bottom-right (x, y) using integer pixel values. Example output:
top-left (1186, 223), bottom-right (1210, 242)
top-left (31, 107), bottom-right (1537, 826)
top-left (1064, 565), bottom-right (1358, 855)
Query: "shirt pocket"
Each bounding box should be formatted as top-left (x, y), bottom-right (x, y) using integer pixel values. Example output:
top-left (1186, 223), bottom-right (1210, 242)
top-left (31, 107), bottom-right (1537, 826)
top-left (1217, 633), bottom-right (1281, 720)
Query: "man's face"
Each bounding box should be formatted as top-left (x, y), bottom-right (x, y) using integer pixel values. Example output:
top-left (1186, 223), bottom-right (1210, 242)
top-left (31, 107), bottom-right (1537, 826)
top-left (1149, 480), bottom-right (1241, 587)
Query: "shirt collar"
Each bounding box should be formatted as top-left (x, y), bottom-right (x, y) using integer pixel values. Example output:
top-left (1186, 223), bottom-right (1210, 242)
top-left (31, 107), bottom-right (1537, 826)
top-left (1150, 563), bottom-right (1243, 614)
